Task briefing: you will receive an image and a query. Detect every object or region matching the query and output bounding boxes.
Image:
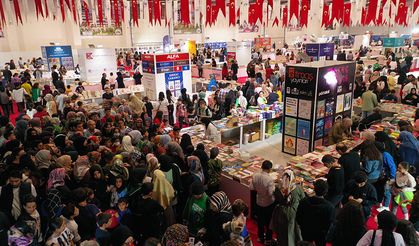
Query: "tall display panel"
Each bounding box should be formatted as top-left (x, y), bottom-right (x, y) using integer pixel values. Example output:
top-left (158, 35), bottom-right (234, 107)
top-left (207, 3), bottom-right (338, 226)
top-left (41, 45), bottom-right (74, 70)
top-left (141, 53), bottom-right (192, 100)
top-left (282, 61), bottom-right (356, 156)
top-left (78, 48), bottom-right (117, 83)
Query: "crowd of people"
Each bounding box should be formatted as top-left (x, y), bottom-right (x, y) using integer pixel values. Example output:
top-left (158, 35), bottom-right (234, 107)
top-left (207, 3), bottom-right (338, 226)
top-left (0, 44), bottom-right (417, 246)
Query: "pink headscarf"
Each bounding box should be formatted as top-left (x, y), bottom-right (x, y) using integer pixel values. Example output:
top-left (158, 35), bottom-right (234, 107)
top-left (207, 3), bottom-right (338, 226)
top-left (47, 167), bottom-right (66, 190)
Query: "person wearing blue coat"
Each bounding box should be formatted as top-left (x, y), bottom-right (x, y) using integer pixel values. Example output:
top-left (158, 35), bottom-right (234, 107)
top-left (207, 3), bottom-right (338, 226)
top-left (398, 131), bottom-right (419, 175)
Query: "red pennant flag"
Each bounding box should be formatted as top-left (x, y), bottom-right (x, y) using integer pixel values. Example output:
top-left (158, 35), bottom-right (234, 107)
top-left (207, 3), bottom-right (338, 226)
top-left (299, 0), bottom-right (309, 27)
top-left (180, 0), bottom-right (190, 25)
top-left (71, 0), bottom-right (77, 23)
top-left (321, 4), bottom-right (329, 27)
top-left (229, 0), bottom-right (236, 26)
top-left (83, 1), bottom-right (89, 26)
top-left (0, 0), bottom-right (5, 26)
top-left (120, 0), bottom-right (124, 22)
top-left (282, 6), bottom-right (288, 27)
top-left (395, 0), bottom-right (408, 25)
top-left (114, 0), bottom-right (120, 26)
top-left (59, 0), bottom-right (66, 22)
top-left (254, 0), bottom-right (263, 24)
top-left (132, 0), bottom-right (139, 26)
top-left (330, 0), bottom-right (343, 23)
top-left (415, 0), bottom-right (419, 13)
top-left (97, 0), bottom-right (104, 25)
top-left (361, 7), bottom-right (366, 25)
top-left (289, 0), bottom-right (299, 21)
top-left (366, 0), bottom-right (378, 25)
top-left (13, 0), bottom-right (23, 24)
top-left (148, 0), bottom-right (153, 25)
top-left (272, 17), bottom-right (279, 26)
top-left (248, 1), bottom-right (255, 25)
top-left (154, 0), bottom-right (161, 25)
top-left (343, 2), bottom-right (351, 26)
top-left (44, 0), bottom-right (49, 18)
top-left (206, 0), bottom-right (211, 26)
top-left (216, 0), bottom-right (226, 18)
top-left (34, 0), bottom-right (44, 19)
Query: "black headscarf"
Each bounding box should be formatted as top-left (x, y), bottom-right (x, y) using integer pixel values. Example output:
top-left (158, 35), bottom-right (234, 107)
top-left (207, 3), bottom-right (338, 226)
top-left (374, 131), bottom-right (398, 159)
top-left (73, 136), bottom-right (88, 156)
top-left (158, 154), bottom-right (173, 172)
top-left (180, 134), bottom-right (192, 153)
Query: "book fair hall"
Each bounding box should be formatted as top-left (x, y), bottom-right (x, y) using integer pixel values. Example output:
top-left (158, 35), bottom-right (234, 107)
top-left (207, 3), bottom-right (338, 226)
top-left (1, 0), bottom-right (419, 245)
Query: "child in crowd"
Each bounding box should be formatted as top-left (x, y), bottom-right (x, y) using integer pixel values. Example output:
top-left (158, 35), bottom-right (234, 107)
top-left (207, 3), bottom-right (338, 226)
top-left (176, 99), bottom-right (187, 127)
top-left (223, 199), bottom-right (251, 245)
top-left (144, 96), bottom-right (153, 120)
top-left (392, 162), bottom-right (417, 220)
top-left (95, 213), bottom-right (113, 246)
top-left (61, 203), bottom-right (81, 244)
top-left (116, 197), bottom-right (132, 224)
top-left (183, 181), bottom-right (209, 236)
top-left (18, 194), bottom-right (42, 244)
top-left (45, 217), bottom-right (74, 246)
top-left (110, 176), bottom-right (128, 208)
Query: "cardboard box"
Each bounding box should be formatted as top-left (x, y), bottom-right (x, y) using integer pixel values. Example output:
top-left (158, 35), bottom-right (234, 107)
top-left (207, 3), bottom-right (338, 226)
top-left (249, 131), bottom-right (260, 142)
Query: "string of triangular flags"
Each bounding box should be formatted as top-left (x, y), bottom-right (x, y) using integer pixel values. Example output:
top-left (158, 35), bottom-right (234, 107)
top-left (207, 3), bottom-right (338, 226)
top-left (0, 0), bottom-right (417, 28)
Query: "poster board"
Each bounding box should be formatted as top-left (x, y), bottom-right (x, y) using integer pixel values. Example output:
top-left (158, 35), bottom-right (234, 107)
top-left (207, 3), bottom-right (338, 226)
top-left (282, 61), bottom-right (356, 156)
top-left (41, 45), bottom-right (74, 71)
top-left (383, 37), bottom-right (405, 48)
top-left (78, 48), bottom-right (117, 83)
top-left (254, 37), bottom-right (272, 50)
top-left (305, 43), bottom-right (334, 61)
top-left (141, 53), bottom-right (192, 100)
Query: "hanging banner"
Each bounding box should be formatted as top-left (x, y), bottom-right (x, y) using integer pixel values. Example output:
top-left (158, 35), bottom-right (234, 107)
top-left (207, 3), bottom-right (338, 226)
top-left (343, 2), bottom-right (351, 26)
top-left (97, 0), bottom-right (104, 25)
top-left (229, 0), bottom-right (236, 26)
top-left (0, 0), bottom-right (6, 26)
top-left (34, 0), bottom-right (44, 19)
top-left (83, 0), bottom-right (89, 26)
top-left (44, 0), bottom-right (49, 18)
top-left (71, 0), bottom-right (77, 23)
top-left (180, 0), bottom-right (190, 24)
top-left (299, 0), bottom-right (309, 27)
top-left (42, 45), bottom-right (74, 70)
top-left (60, 0), bottom-right (66, 22)
top-left (321, 4), bottom-right (329, 27)
top-left (132, 0), bottom-right (139, 26)
top-left (13, 0), bottom-right (23, 24)
top-left (282, 5), bottom-right (288, 27)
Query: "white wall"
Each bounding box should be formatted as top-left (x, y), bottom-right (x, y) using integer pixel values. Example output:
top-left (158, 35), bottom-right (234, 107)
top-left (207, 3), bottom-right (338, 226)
top-left (0, 0), bottom-right (417, 59)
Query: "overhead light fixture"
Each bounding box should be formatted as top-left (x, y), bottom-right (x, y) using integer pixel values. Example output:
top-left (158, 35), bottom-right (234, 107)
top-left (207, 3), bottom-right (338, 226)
top-left (97, 45), bottom-right (103, 48)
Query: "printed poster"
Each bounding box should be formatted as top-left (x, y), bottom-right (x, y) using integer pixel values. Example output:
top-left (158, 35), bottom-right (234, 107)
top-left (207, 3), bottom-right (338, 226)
top-left (284, 117), bottom-right (297, 136)
top-left (297, 139), bottom-right (310, 156)
top-left (284, 135), bottom-right (296, 155)
top-left (344, 93), bottom-right (352, 111)
top-left (336, 94), bottom-right (344, 113)
top-left (297, 120), bottom-right (311, 140)
top-left (325, 98), bottom-right (335, 117)
top-left (315, 119), bottom-right (324, 139)
top-left (298, 99), bottom-right (312, 120)
top-left (285, 97), bottom-right (298, 117)
top-left (316, 100), bottom-right (325, 119)
top-left (324, 117), bottom-right (333, 137)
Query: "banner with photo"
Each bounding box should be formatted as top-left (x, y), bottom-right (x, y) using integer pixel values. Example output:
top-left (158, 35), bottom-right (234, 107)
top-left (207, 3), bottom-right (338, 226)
top-left (173, 0), bottom-right (202, 34)
top-left (79, 1), bottom-right (123, 36)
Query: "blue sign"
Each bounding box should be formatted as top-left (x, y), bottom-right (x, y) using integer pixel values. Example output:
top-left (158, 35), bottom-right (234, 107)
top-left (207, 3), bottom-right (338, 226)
top-left (42, 45), bottom-right (74, 70)
top-left (319, 43), bottom-right (335, 60)
top-left (383, 37), bottom-right (405, 48)
top-left (165, 72), bottom-right (183, 97)
top-left (205, 42), bottom-right (227, 49)
top-left (156, 62), bottom-right (174, 68)
top-left (305, 44), bottom-right (320, 57)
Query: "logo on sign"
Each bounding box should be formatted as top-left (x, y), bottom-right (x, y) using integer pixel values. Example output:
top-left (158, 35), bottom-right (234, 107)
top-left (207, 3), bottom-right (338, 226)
top-left (86, 53), bottom-right (93, 60)
top-left (167, 54), bottom-right (180, 60)
top-left (54, 47), bottom-right (64, 52)
top-left (288, 67), bottom-right (314, 83)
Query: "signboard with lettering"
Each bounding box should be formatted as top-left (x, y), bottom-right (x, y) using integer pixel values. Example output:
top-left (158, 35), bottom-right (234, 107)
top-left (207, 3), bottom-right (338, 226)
top-left (282, 61), bottom-right (356, 156)
top-left (42, 45), bottom-right (74, 70)
top-left (139, 53), bottom-right (192, 100)
top-left (383, 37), bottom-right (405, 48)
top-left (305, 43), bottom-right (334, 61)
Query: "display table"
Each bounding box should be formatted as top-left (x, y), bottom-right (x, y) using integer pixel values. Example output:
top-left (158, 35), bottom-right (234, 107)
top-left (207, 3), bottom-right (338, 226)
top-left (191, 65), bottom-right (248, 82)
top-left (353, 101), bottom-right (416, 119)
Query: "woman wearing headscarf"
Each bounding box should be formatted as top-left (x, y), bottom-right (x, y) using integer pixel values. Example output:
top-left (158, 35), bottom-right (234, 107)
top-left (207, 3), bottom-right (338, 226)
top-left (270, 170), bottom-right (305, 246)
top-left (206, 191), bottom-right (233, 245)
top-left (153, 169), bottom-right (176, 226)
top-left (129, 94), bottom-right (145, 115)
top-left (158, 154), bottom-right (183, 198)
top-left (47, 167), bottom-right (72, 204)
top-left (180, 134), bottom-right (193, 154)
top-left (73, 136), bottom-right (88, 156)
top-left (162, 224), bottom-right (189, 246)
top-left (55, 155), bottom-right (72, 171)
top-left (147, 155), bottom-right (160, 178)
top-left (35, 149), bottom-right (52, 170)
top-left (15, 119), bottom-right (28, 143)
top-left (236, 91), bottom-right (248, 109)
top-left (187, 156), bottom-right (205, 184)
top-left (375, 131), bottom-right (399, 161)
top-left (128, 130), bottom-right (142, 146)
top-left (87, 164), bottom-right (110, 210)
top-left (167, 141), bottom-right (188, 172)
top-left (42, 85), bottom-right (52, 97)
top-left (73, 155), bottom-right (90, 183)
top-left (398, 131), bottom-right (419, 171)
top-left (121, 135), bottom-right (135, 153)
top-left (45, 94), bottom-right (58, 116)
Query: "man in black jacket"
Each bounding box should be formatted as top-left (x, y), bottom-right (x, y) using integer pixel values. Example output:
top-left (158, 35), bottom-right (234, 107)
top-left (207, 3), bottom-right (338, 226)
top-left (343, 171), bottom-right (377, 218)
top-left (322, 155), bottom-right (345, 207)
top-left (296, 180), bottom-right (335, 246)
top-left (0, 170), bottom-right (37, 223)
top-left (336, 143), bottom-right (361, 184)
top-left (51, 65), bottom-right (59, 87)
